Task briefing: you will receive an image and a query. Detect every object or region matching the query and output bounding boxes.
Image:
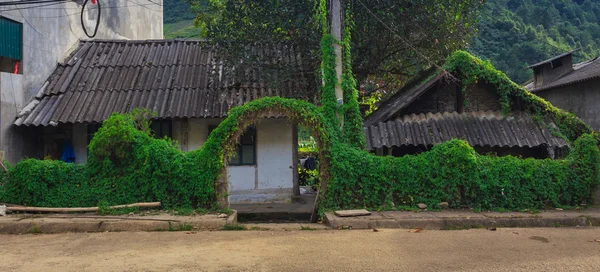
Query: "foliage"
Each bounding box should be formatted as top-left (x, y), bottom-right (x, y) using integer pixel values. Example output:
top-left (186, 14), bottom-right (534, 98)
top-left (187, 0), bottom-right (482, 83)
top-left (469, 0), bottom-right (600, 84)
top-left (164, 0), bottom-right (196, 24)
top-left (0, 159), bottom-right (90, 207)
top-left (0, 111), bottom-right (214, 209)
top-left (221, 224), bottom-right (247, 231)
top-left (340, 5), bottom-right (366, 149)
top-left (322, 135), bottom-right (600, 211)
top-left (299, 168), bottom-right (319, 189)
top-left (444, 50), bottom-right (592, 142)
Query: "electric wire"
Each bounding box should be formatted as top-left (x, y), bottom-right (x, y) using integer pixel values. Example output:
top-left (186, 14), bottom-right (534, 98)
top-left (18, 9), bottom-right (71, 46)
top-left (355, 0), bottom-right (458, 81)
top-left (80, 0), bottom-right (100, 38)
top-left (0, 0), bottom-right (68, 7)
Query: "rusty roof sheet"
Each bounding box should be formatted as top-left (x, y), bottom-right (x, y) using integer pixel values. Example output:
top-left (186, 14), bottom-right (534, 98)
top-left (364, 111), bottom-right (568, 150)
top-left (15, 39), bottom-right (317, 126)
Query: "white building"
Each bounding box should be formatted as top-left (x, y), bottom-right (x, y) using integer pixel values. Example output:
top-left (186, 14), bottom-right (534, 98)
top-left (0, 0), bottom-right (163, 163)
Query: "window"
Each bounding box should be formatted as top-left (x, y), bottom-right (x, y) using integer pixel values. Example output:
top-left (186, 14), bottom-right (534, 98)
top-left (210, 125), bottom-right (256, 166)
top-left (87, 123), bottom-right (101, 144)
top-left (0, 16), bottom-right (23, 73)
top-left (151, 120), bottom-right (172, 139)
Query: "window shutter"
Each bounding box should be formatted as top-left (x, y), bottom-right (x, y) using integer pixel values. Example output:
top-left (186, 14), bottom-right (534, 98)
top-left (0, 17), bottom-right (23, 60)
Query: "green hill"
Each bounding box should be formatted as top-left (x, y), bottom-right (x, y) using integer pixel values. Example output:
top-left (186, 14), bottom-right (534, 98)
top-left (469, 0), bottom-right (600, 84)
top-left (163, 0), bottom-right (201, 39)
top-left (163, 0), bottom-right (600, 84)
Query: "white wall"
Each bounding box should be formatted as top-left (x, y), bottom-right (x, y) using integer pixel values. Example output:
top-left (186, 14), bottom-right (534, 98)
top-left (174, 118), bottom-right (296, 203)
top-left (0, 0), bottom-right (163, 163)
top-left (0, 73), bottom-right (24, 162)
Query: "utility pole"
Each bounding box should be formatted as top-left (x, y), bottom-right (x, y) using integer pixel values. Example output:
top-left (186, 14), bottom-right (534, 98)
top-left (331, 0), bottom-right (344, 127)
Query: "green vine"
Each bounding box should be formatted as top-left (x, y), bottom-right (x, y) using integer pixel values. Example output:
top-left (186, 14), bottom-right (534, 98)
top-left (340, 3), bottom-right (366, 149)
top-left (444, 51), bottom-right (593, 143)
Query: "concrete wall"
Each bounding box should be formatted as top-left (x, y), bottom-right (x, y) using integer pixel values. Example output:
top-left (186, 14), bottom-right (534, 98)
top-left (0, 0), bottom-right (163, 163)
top-left (536, 79), bottom-right (600, 130)
top-left (533, 55), bottom-right (573, 89)
top-left (173, 118), bottom-right (297, 204)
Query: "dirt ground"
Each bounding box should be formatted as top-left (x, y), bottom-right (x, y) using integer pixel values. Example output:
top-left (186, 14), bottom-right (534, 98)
top-left (1, 227), bottom-right (599, 271)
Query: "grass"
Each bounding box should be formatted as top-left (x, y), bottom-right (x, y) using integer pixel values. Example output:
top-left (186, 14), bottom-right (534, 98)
top-left (31, 224), bottom-right (41, 234)
top-left (300, 226), bottom-right (317, 231)
top-left (221, 224), bottom-right (247, 231)
top-left (176, 223), bottom-right (194, 231)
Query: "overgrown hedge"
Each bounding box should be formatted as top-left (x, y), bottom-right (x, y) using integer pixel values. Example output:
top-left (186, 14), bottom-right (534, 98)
top-left (0, 110), bottom-right (214, 208)
top-left (322, 135), bottom-right (600, 211)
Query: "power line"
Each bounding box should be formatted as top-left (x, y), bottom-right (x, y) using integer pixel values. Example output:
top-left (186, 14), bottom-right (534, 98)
top-left (0, 1), bottom-right (63, 11)
top-left (18, 9), bottom-right (71, 46)
top-left (0, 0), bottom-right (67, 7)
top-left (355, 0), bottom-right (457, 81)
top-left (0, 2), bottom-right (163, 17)
top-left (122, 0), bottom-right (161, 12)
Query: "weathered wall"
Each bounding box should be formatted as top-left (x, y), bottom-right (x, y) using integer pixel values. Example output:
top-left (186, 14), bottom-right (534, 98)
top-left (399, 82), bottom-right (501, 116)
top-left (533, 55), bottom-right (573, 89)
top-left (400, 84), bottom-right (458, 116)
top-left (464, 83), bottom-right (502, 112)
top-left (536, 79), bottom-right (600, 130)
top-left (0, 0), bottom-right (163, 163)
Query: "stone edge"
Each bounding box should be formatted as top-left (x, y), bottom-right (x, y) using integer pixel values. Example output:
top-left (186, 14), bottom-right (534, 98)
top-left (324, 212), bottom-right (600, 230)
top-left (0, 212), bottom-right (239, 235)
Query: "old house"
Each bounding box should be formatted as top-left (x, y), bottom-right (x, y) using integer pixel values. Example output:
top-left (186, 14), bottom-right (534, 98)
top-left (525, 50), bottom-right (600, 130)
top-left (14, 39), bottom-right (317, 204)
top-left (0, 0), bottom-right (163, 163)
top-left (363, 72), bottom-right (568, 158)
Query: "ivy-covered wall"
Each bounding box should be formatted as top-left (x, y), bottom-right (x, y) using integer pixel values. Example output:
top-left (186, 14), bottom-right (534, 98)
top-left (322, 135), bottom-right (599, 211)
top-left (0, 1), bottom-right (598, 212)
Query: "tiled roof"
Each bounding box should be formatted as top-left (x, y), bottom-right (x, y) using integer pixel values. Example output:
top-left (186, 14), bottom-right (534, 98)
top-left (363, 111), bottom-right (568, 150)
top-left (527, 57), bottom-right (600, 93)
top-left (15, 39), bottom-right (317, 126)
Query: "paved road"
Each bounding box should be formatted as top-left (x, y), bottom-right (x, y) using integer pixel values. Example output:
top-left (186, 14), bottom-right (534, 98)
top-left (1, 227), bottom-right (599, 271)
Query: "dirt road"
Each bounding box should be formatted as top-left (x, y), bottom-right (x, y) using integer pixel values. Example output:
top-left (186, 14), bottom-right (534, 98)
top-left (1, 227), bottom-right (599, 271)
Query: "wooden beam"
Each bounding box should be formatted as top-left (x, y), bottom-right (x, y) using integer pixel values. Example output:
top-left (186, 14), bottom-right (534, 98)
top-left (6, 202), bottom-right (161, 213)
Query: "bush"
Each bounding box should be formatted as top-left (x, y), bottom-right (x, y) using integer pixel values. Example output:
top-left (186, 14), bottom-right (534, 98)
top-left (0, 110), bottom-right (215, 209)
top-left (321, 134), bottom-right (600, 211)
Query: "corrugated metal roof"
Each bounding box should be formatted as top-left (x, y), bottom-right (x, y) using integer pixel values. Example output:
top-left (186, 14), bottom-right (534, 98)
top-left (15, 39), bottom-right (317, 126)
top-left (527, 57), bottom-right (600, 93)
top-left (364, 111), bottom-right (568, 150)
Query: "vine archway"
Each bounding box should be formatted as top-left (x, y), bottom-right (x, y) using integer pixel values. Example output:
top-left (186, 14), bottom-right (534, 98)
top-left (198, 97), bottom-right (333, 209)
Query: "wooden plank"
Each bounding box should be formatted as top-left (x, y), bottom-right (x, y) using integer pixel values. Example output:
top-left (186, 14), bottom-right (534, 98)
top-left (334, 209), bottom-right (371, 217)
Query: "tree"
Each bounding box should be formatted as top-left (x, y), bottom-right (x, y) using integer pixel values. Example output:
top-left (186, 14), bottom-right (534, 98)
top-left (188, 0), bottom-right (483, 92)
